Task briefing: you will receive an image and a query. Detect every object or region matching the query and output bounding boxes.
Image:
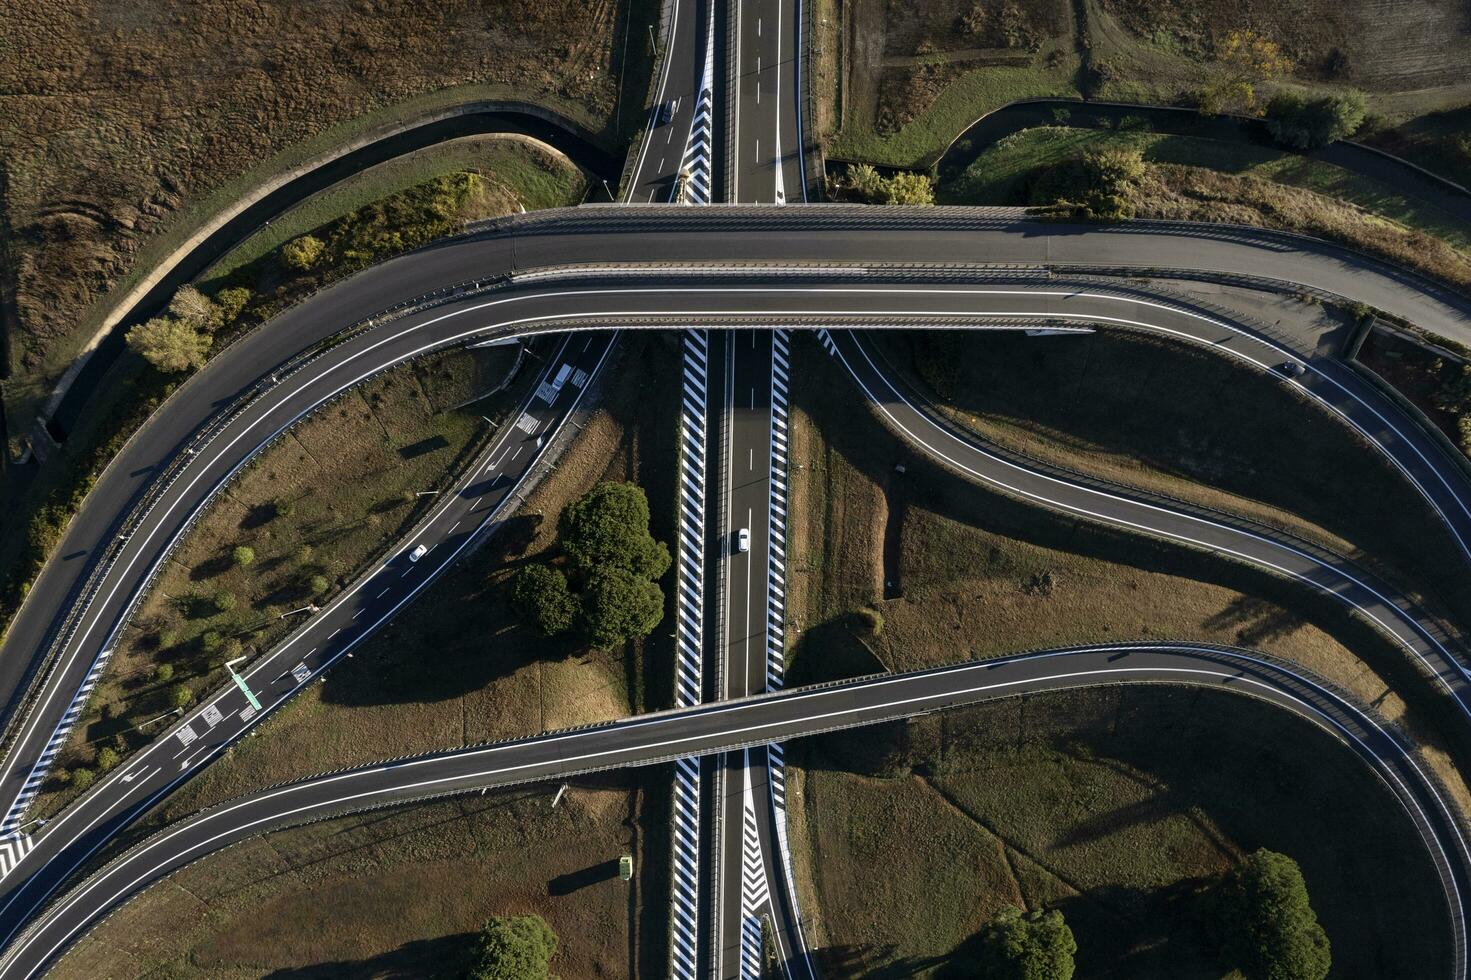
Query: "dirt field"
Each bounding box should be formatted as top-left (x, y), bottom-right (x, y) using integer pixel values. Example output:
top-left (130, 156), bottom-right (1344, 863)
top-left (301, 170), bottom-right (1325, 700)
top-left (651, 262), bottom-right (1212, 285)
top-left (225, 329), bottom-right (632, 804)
top-left (827, 0), bottom-right (1471, 167)
top-left (55, 773), bottom-right (668, 979)
top-left (786, 686), bottom-right (1449, 977)
top-left (0, 0), bottom-right (653, 448)
top-left (129, 331), bottom-right (681, 822)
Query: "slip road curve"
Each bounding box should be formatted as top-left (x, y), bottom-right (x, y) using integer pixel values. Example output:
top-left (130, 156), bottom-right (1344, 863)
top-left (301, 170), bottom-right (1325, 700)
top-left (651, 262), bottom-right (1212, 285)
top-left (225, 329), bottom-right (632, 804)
top-left (2, 642), bottom-right (1467, 979)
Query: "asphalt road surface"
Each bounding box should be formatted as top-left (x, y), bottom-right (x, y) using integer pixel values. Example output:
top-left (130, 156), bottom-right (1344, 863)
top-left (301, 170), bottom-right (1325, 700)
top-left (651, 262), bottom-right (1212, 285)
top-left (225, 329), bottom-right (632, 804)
top-left (3, 643), bottom-right (1466, 980)
top-left (0, 332), bottom-right (616, 952)
top-left (4, 260), bottom-right (1468, 857)
top-left (627, 0), bottom-right (709, 202)
top-left (727, 0), bottom-right (807, 204)
top-left (3, 211), bottom-right (1470, 966)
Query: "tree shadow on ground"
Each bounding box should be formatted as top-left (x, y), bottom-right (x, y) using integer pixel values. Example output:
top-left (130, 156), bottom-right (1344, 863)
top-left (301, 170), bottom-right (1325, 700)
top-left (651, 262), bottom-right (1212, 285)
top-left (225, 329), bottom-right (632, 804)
top-left (262, 931), bottom-right (477, 979)
top-left (1201, 594), bottom-right (1304, 644)
top-left (810, 943), bottom-right (943, 979)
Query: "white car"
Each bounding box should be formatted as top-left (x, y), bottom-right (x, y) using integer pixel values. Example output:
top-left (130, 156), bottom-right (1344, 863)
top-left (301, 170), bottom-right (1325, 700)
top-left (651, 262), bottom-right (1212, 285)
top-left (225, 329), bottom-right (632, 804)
top-left (409, 544), bottom-right (428, 563)
top-left (735, 528), bottom-right (750, 554)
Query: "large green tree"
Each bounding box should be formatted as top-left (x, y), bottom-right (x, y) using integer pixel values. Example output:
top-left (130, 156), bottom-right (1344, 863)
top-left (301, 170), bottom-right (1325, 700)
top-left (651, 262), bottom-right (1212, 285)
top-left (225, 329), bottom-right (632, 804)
top-left (466, 914), bottom-right (557, 980)
top-left (1218, 849), bottom-right (1330, 980)
top-left (560, 482), bottom-right (670, 580)
top-left (967, 906), bottom-right (1076, 980)
top-left (510, 565), bottom-right (578, 636)
top-left (580, 566), bottom-right (665, 649)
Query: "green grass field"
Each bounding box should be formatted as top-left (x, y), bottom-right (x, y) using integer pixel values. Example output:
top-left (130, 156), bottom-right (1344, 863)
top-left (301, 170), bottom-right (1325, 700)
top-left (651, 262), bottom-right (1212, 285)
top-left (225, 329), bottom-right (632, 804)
top-left (939, 125), bottom-right (1471, 251)
top-left (788, 685), bottom-right (1450, 977)
top-left (56, 773), bottom-right (669, 979)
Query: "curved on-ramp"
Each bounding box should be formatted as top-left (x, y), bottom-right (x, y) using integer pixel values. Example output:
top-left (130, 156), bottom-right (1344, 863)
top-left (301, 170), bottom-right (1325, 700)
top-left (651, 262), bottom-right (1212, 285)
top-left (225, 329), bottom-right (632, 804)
top-left (1, 643), bottom-right (1466, 979)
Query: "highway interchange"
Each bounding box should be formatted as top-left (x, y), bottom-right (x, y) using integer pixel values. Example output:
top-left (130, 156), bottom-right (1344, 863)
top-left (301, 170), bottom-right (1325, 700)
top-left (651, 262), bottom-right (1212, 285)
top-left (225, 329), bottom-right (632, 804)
top-left (1, 1), bottom-right (1471, 976)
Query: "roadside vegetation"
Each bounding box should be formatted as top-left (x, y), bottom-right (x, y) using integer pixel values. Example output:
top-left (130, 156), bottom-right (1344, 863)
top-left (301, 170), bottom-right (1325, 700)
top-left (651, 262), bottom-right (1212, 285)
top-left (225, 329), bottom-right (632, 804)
top-left (787, 686), bottom-right (1437, 977)
top-left (1359, 328), bottom-right (1471, 454)
top-left (0, 0), bottom-right (653, 446)
top-left (30, 339), bottom-right (538, 818)
top-left (55, 777), bottom-right (665, 979)
top-left (0, 143), bottom-right (586, 675)
top-left (939, 127), bottom-right (1471, 291)
top-left (117, 333), bottom-right (680, 822)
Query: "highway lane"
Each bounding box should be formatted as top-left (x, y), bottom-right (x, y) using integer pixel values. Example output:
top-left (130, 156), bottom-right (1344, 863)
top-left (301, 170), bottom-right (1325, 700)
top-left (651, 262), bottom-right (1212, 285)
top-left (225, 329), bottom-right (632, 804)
top-left (829, 325), bottom-right (1471, 703)
top-left (627, 0), bottom-right (708, 202)
top-left (4, 268), bottom-right (1469, 893)
top-left (0, 332), bottom-right (618, 945)
top-left (728, 0), bottom-right (807, 204)
top-left (714, 329), bottom-right (784, 979)
top-left (10, 210), bottom-right (1471, 770)
top-left (4, 642), bottom-right (1467, 979)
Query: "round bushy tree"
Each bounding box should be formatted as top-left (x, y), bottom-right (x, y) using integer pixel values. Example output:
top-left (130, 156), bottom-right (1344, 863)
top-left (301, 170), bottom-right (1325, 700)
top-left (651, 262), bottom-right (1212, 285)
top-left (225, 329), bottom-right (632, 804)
top-left (232, 545), bottom-right (256, 567)
top-left (467, 914), bottom-right (557, 980)
top-left (510, 565), bottom-right (577, 636)
top-left (969, 905), bottom-right (1076, 980)
top-left (560, 482), bottom-right (670, 580)
top-left (1220, 849), bottom-right (1330, 980)
top-left (280, 233), bottom-right (325, 272)
top-left (580, 566), bottom-right (665, 650)
top-left (125, 317), bottom-right (210, 374)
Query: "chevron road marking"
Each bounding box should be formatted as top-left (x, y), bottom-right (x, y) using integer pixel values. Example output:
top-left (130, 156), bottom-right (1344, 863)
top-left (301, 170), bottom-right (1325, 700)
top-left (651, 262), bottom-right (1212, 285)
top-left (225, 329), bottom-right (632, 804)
top-left (0, 835), bottom-right (33, 882)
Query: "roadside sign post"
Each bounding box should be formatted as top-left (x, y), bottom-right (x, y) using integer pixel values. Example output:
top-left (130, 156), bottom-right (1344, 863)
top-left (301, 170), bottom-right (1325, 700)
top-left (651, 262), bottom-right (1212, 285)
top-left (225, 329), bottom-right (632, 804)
top-left (224, 657), bottom-right (262, 712)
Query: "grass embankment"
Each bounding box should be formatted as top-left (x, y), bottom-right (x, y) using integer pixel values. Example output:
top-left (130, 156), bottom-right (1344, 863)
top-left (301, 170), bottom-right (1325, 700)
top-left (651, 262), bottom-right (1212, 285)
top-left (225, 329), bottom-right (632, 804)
top-left (825, 0), bottom-right (1470, 169)
top-left (0, 147), bottom-right (587, 689)
top-left (786, 333), bottom-right (1471, 804)
top-left (205, 137), bottom-right (588, 284)
top-left (140, 332), bottom-right (681, 821)
top-left (942, 125), bottom-right (1471, 248)
top-left (0, 0), bottom-right (654, 441)
top-left (939, 126), bottom-right (1471, 293)
top-left (880, 328), bottom-right (1471, 623)
top-left (32, 341), bottom-right (535, 817)
top-left (786, 686), bottom-right (1449, 977)
top-left (55, 774), bottom-right (667, 980)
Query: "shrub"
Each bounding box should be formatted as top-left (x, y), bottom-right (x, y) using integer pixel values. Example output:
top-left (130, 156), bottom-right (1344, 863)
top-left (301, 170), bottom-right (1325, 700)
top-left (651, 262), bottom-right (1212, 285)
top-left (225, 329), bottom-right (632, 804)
top-left (213, 590), bottom-right (237, 612)
top-left (967, 905), bottom-right (1076, 979)
top-left (467, 914), bottom-right (557, 980)
top-left (70, 768), bottom-right (95, 791)
top-left (170, 684), bottom-right (195, 709)
top-left (157, 630), bottom-right (179, 651)
top-left (1031, 146), bottom-right (1145, 220)
top-left (855, 607), bottom-right (884, 636)
top-left (232, 545), bottom-right (256, 567)
top-left (281, 233), bottom-right (326, 272)
top-left (1459, 415), bottom-right (1471, 456)
top-left (309, 574), bottom-right (330, 595)
top-left (510, 565), bottom-right (578, 636)
top-left (201, 630), bottom-right (223, 652)
top-left (1433, 363), bottom-right (1471, 415)
top-left (294, 544), bottom-right (314, 565)
top-left (211, 286), bottom-right (252, 329)
top-left (1265, 90), bottom-right (1368, 150)
top-left (835, 164), bottom-right (935, 205)
top-left (125, 317), bottom-right (210, 374)
top-left (95, 746), bottom-right (120, 771)
top-left (154, 664), bottom-right (174, 683)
